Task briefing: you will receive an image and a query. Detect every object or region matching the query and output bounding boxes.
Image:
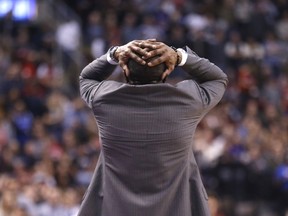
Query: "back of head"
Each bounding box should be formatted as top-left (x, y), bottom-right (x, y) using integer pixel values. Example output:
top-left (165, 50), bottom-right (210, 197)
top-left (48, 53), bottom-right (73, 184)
top-left (127, 55), bottom-right (166, 85)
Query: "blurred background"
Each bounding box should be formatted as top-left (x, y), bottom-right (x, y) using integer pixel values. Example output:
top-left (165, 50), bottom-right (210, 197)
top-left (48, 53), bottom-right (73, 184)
top-left (0, 0), bottom-right (287, 215)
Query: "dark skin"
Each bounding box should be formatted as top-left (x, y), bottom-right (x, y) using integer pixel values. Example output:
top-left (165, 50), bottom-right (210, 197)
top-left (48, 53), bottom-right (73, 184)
top-left (114, 39), bottom-right (182, 81)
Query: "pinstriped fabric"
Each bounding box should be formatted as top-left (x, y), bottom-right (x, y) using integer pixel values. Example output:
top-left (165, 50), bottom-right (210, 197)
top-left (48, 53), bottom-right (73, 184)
top-left (78, 83), bottom-right (209, 216)
top-left (78, 48), bottom-right (228, 216)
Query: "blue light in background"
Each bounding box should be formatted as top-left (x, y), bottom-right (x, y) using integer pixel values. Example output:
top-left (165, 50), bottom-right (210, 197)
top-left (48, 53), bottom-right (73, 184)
top-left (0, 0), bottom-right (37, 21)
top-left (0, 0), bottom-right (13, 16)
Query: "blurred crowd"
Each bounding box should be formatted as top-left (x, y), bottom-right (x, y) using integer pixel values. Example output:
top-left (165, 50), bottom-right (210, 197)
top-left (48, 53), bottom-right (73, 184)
top-left (0, 0), bottom-right (288, 215)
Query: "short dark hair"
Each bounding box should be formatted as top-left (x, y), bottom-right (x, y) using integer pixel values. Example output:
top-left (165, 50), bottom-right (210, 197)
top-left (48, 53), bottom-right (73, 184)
top-left (127, 56), bottom-right (166, 84)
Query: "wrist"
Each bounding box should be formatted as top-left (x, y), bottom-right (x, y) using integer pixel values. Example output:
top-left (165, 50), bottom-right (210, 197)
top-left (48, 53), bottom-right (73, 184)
top-left (176, 50), bottom-right (182, 66)
top-left (176, 48), bottom-right (187, 66)
top-left (107, 46), bottom-right (119, 65)
top-left (114, 46), bottom-right (121, 61)
top-left (170, 46), bottom-right (180, 67)
top-left (171, 46), bottom-right (182, 67)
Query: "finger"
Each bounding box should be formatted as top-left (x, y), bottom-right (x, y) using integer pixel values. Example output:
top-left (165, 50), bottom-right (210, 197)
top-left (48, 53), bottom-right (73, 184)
top-left (129, 46), bottom-right (149, 60)
top-left (131, 39), bottom-right (154, 47)
top-left (135, 39), bottom-right (157, 46)
top-left (146, 38), bottom-right (157, 42)
top-left (118, 52), bottom-right (129, 68)
top-left (119, 58), bottom-right (130, 76)
top-left (133, 41), bottom-right (165, 59)
top-left (161, 67), bottom-right (173, 80)
top-left (144, 47), bottom-right (167, 60)
top-left (127, 51), bottom-right (146, 65)
top-left (118, 59), bottom-right (126, 70)
top-left (161, 71), bottom-right (168, 81)
top-left (138, 39), bottom-right (157, 48)
top-left (122, 64), bottom-right (130, 76)
top-left (138, 43), bottom-right (162, 51)
top-left (147, 54), bottom-right (168, 66)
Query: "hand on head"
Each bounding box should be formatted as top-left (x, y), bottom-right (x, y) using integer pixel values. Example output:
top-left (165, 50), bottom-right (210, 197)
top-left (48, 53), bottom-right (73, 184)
top-left (139, 41), bottom-right (180, 80)
top-left (114, 39), bottom-right (179, 81)
top-left (114, 39), bottom-right (155, 76)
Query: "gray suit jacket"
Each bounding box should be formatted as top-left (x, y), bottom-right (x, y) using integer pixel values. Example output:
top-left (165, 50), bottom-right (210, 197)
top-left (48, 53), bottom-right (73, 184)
top-left (78, 47), bottom-right (228, 216)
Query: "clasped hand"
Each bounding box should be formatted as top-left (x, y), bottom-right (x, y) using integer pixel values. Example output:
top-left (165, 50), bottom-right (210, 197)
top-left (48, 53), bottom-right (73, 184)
top-left (114, 39), bottom-right (179, 80)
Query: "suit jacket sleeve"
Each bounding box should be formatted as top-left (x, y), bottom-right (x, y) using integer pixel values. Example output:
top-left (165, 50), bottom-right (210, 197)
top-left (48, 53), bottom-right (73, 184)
top-left (182, 47), bottom-right (228, 109)
top-left (79, 53), bottom-right (117, 108)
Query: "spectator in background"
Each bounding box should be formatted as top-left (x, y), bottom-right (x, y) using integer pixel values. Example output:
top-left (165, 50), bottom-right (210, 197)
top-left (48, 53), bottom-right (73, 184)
top-left (224, 31), bottom-right (250, 69)
top-left (0, 0), bottom-right (288, 215)
top-left (138, 13), bottom-right (165, 40)
top-left (121, 12), bottom-right (140, 44)
top-left (276, 10), bottom-right (288, 41)
top-left (0, 191), bottom-right (18, 216)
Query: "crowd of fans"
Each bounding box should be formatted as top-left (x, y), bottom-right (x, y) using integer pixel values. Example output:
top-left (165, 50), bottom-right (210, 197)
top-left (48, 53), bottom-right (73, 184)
top-left (0, 0), bottom-right (287, 215)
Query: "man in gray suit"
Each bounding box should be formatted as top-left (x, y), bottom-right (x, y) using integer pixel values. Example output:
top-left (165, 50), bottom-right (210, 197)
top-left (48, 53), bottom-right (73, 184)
top-left (78, 39), bottom-right (228, 216)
